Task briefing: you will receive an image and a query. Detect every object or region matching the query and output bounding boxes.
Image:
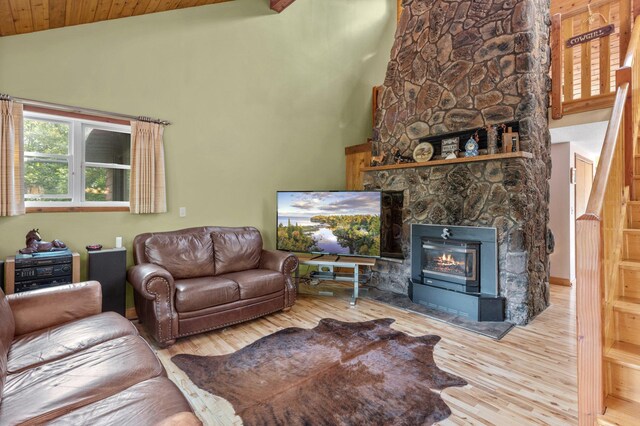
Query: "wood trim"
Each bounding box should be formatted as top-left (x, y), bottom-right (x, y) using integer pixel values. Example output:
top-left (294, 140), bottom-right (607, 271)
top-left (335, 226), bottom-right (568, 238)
top-left (126, 307), bottom-right (138, 320)
top-left (550, 276), bottom-right (574, 286)
top-left (72, 252), bottom-right (80, 283)
top-left (345, 141), bottom-right (372, 155)
top-left (557, 0), bottom-right (623, 19)
top-left (346, 142), bottom-right (372, 190)
top-left (575, 153), bottom-right (595, 225)
top-left (580, 16), bottom-right (592, 99)
top-left (616, 75), bottom-right (637, 193)
top-left (24, 105), bottom-right (131, 126)
top-left (620, 0), bottom-right (632, 67)
top-left (562, 92), bottom-right (616, 115)
top-left (576, 215), bottom-right (605, 425)
top-left (26, 206), bottom-right (130, 213)
top-left (575, 153), bottom-right (594, 166)
top-left (623, 15), bottom-right (640, 68)
top-left (617, 67), bottom-right (635, 188)
top-left (598, 4), bottom-right (611, 95)
top-left (585, 84), bottom-right (628, 215)
top-left (270, 0), bottom-right (296, 13)
top-left (563, 17), bottom-right (575, 103)
top-left (551, 14), bottom-right (563, 119)
top-left (4, 258), bottom-right (15, 295)
top-left (361, 152), bottom-right (533, 172)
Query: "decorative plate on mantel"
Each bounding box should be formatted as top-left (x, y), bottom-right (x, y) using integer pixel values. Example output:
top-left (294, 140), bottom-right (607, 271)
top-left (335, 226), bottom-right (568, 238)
top-left (413, 142), bottom-right (434, 162)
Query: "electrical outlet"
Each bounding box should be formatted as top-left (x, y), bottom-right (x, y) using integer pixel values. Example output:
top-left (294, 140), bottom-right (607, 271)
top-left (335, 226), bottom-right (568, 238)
top-left (179, 207), bottom-right (187, 217)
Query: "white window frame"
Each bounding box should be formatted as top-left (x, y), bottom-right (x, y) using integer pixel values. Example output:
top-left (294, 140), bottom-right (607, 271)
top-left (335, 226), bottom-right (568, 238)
top-left (24, 111), bottom-right (131, 208)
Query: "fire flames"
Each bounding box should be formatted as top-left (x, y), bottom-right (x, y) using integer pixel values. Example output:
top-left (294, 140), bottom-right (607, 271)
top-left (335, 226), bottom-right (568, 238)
top-left (428, 251), bottom-right (467, 276)
top-left (438, 253), bottom-right (458, 266)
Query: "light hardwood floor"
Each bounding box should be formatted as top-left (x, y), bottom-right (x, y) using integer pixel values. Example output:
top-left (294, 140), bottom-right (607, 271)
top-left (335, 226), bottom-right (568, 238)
top-left (140, 285), bottom-right (577, 425)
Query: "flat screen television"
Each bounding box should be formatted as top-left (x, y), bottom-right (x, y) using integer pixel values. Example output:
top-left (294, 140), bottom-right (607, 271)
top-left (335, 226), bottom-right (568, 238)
top-left (277, 191), bottom-right (382, 257)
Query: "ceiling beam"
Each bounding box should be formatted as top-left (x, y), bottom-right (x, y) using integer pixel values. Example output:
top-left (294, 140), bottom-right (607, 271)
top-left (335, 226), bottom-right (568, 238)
top-left (270, 0), bottom-right (296, 13)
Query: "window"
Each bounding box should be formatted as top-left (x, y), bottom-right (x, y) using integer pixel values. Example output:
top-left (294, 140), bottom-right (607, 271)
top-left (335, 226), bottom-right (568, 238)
top-left (24, 112), bottom-right (131, 208)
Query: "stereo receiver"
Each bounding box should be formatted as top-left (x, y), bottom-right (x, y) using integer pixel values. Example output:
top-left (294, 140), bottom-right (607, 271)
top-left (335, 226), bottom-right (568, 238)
top-left (14, 250), bottom-right (73, 293)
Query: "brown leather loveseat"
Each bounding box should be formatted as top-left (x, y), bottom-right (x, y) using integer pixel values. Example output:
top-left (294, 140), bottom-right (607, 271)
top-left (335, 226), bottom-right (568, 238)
top-left (128, 226), bottom-right (298, 346)
top-left (0, 281), bottom-right (200, 425)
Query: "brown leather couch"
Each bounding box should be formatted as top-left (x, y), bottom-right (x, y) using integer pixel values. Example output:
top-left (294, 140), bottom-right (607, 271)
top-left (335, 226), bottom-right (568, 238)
top-left (129, 226), bottom-right (298, 346)
top-left (0, 281), bottom-right (200, 425)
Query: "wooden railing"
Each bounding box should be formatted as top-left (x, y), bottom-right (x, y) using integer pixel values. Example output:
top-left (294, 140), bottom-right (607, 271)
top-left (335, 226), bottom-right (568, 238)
top-left (575, 14), bottom-right (640, 425)
top-left (551, 0), bottom-right (632, 119)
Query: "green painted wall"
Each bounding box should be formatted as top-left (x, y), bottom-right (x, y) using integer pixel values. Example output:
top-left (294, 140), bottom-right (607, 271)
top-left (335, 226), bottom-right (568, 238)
top-left (0, 0), bottom-right (396, 298)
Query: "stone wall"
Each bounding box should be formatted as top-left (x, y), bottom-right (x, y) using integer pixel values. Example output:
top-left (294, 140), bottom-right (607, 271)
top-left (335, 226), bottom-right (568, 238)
top-left (367, 0), bottom-right (552, 325)
top-left (364, 159), bottom-right (550, 324)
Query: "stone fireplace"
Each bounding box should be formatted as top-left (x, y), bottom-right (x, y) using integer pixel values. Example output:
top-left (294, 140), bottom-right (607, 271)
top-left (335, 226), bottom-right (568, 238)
top-left (364, 0), bottom-right (552, 325)
top-left (411, 224), bottom-right (503, 322)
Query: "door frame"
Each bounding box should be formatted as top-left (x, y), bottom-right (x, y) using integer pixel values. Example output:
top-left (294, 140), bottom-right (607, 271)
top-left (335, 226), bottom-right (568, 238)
top-left (573, 153), bottom-right (594, 286)
top-left (574, 153), bottom-right (594, 219)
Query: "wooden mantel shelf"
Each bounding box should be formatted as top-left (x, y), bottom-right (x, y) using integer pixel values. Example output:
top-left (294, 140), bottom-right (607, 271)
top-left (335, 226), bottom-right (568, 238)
top-left (361, 152), bottom-right (533, 172)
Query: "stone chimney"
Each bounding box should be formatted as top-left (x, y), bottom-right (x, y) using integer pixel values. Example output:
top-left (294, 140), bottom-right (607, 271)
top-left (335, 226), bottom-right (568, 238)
top-left (365, 0), bottom-right (552, 325)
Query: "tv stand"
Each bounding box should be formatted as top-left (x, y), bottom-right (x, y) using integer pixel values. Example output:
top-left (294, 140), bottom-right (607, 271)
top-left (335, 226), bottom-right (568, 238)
top-left (295, 254), bottom-right (376, 305)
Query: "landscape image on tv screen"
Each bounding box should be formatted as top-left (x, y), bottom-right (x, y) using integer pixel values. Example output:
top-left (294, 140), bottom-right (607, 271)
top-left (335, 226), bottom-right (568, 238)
top-left (277, 191), bottom-right (381, 257)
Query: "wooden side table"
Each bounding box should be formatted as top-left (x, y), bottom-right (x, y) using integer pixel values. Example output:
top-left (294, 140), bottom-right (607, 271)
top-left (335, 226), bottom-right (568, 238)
top-left (3, 252), bottom-right (80, 295)
top-left (296, 254), bottom-right (376, 305)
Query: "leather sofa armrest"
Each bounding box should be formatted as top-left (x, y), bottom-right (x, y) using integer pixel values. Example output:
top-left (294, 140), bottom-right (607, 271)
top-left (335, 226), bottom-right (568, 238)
top-left (128, 263), bottom-right (178, 345)
top-left (260, 250), bottom-right (298, 309)
top-left (128, 263), bottom-right (176, 301)
top-left (260, 250), bottom-right (299, 275)
top-left (7, 281), bottom-right (102, 336)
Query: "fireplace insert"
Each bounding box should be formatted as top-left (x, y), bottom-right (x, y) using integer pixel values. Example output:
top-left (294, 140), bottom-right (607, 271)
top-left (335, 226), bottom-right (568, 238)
top-left (410, 224), bottom-right (504, 322)
top-left (421, 238), bottom-right (480, 293)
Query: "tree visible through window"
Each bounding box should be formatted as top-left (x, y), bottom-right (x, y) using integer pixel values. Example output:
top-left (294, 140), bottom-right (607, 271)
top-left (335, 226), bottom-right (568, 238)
top-left (24, 112), bottom-right (131, 207)
top-left (24, 118), bottom-right (71, 200)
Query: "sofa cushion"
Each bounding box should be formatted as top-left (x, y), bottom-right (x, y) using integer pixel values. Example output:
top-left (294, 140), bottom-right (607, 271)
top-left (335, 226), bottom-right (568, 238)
top-left (175, 277), bottom-right (240, 313)
top-left (46, 377), bottom-right (197, 426)
top-left (220, 269), bottom-right (285, 300)
top-left (0, 289), bottom-right (15, 400)
top-left (0, 335), bottom-right (164, 425)
top-left (7, 312), bottom-right (138, 374)
top-left (212, 228), bottom-right (262, 275)
top-left (145, 232), bottom-right (215, 279)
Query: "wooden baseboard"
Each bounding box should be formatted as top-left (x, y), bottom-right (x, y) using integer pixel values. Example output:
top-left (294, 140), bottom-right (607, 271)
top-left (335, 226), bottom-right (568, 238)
top-left (550, 276), bottom-right (573, 287)
top-left (125, 307), bottom-right (138, 320)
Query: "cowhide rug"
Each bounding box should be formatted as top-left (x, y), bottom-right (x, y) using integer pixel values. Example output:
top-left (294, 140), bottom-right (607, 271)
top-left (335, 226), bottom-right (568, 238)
top-left (172, 318), bottom-right (467, 425)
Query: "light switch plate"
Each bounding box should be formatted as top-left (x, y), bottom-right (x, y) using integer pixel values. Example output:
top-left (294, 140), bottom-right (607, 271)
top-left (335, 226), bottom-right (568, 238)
top-left (179, 207), bottom-right (187, 217)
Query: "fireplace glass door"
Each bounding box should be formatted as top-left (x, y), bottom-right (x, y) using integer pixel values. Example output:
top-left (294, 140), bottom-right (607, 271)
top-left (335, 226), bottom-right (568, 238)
top-left (421, 239), bottom-right (480, 290)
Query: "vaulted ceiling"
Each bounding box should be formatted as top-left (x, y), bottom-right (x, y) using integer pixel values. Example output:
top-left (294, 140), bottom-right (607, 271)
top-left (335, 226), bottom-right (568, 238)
top-left (0, 0), bottom-right (298, 37)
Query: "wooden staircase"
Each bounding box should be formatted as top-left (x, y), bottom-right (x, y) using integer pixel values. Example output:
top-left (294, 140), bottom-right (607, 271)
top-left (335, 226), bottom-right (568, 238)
top-left (576, 14), bottom-right (640, 426)
top-left (596, 202), bottom-right (640, 424)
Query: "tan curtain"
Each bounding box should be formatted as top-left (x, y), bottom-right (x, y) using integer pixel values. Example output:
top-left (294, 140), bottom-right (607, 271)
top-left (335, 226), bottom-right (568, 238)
top-left (129, 120), bottom-right (167, 214)
top-left (0, 99), bottom-right (25, 216)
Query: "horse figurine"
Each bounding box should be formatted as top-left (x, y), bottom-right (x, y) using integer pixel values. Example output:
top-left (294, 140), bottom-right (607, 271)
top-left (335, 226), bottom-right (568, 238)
top-left (19, 229), bottom-right (67, 254)
top-left (370, 151), bottom-right (387, 167)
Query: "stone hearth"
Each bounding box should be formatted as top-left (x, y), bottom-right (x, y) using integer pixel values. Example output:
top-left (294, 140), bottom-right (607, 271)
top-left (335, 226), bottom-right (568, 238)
top-left (366, 0), bottom-right (552, 325)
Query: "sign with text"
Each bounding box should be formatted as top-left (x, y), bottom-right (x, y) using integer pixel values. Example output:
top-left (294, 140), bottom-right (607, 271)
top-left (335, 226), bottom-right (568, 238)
top-left (566, 24), bottom-right (615, 48)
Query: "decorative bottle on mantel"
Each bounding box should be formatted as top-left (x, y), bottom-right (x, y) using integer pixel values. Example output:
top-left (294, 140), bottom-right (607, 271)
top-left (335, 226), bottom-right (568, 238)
top-left (502, 127), bottom-right (519, 153)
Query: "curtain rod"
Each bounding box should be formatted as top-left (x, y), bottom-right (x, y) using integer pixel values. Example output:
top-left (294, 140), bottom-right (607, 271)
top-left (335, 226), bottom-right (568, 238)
top-left (0, 93), bottom-right (171, 126)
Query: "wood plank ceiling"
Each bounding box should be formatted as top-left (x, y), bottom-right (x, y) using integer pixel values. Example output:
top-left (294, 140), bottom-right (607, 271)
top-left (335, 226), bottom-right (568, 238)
top-left (0, 0), bottom-right (234, 37)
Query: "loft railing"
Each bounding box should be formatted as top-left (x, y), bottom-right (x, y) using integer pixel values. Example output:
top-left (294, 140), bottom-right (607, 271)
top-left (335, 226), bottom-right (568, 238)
top-left (575, 14), bottom-right (640, 425)
top-left (551, 0), bottom-right (632, 119)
